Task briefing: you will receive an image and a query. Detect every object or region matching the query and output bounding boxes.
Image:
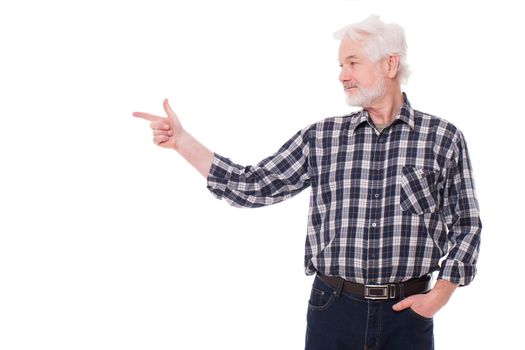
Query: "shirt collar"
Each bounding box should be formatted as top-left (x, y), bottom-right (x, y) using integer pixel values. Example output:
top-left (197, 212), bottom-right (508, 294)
top-left (349, 92), bottom-right (415, 133)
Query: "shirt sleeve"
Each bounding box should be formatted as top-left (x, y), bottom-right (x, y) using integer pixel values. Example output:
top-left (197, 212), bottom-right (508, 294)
top-left (438, 130), bottom-right (482, 286)
top-left (206, 125), bottom-right (312, 208)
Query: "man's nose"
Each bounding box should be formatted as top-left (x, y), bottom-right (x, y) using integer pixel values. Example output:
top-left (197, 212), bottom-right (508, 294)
top-left (339, 67), bottom-right (351, 83)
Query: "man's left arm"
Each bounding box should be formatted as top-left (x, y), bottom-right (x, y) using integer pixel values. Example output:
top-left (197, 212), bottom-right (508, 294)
top-left (394, 129), bottom-right (482, 317)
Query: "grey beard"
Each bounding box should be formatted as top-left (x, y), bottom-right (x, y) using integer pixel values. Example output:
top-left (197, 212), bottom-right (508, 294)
top-left (345, 77), bottom-right (385, 108)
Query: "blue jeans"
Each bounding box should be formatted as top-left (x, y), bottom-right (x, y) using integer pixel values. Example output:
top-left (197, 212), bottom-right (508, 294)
top-left (305, 275), bottom-right (434, 350)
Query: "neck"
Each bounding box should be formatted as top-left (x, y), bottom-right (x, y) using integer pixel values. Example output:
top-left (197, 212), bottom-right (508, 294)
top-left (365, 87), bottom-right (404, 125)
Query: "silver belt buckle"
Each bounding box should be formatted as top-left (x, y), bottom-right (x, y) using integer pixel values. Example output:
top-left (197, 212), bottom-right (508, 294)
top-left (364, 284), bottom-right (396, 300)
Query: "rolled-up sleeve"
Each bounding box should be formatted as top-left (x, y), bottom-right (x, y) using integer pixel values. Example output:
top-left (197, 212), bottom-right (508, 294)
top-left (438, 130), bottom-right (482, 286)
top-left (206, 125), bottom-right (313, 208)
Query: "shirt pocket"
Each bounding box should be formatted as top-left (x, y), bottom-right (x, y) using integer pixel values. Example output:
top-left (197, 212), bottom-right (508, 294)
top-left (399, 166), bottom-right (440, 215)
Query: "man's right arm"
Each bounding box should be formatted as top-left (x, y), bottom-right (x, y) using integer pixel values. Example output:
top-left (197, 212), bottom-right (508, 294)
top-left (133, 99), bottom-right (313, 208)
top-left (173, 130), bottom-right (214, 179)
top-left (205, 126), bottom-right (312, 208)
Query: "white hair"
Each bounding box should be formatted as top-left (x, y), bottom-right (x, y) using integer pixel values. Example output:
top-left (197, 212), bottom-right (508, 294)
top-left (334, 15), bottom-right (411, 85)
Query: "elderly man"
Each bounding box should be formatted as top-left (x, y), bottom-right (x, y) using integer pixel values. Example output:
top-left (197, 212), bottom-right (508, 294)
top-left (133, 15), bottom-right (481, 350)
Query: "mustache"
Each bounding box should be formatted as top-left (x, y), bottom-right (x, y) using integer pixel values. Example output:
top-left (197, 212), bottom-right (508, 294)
top-left (344, 85), bottom-right (358, 93)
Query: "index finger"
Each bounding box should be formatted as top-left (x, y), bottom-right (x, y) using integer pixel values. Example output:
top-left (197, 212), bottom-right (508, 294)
top-left (132, 112), bottom-right (163, 122)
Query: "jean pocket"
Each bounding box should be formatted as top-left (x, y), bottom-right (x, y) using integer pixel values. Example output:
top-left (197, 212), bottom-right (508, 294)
top-left (408, 307), bottom-right (433, 322)
top-left (400, 166), bottom-right (440, 215)
top-left (308, 286), bottom-right (335, 311)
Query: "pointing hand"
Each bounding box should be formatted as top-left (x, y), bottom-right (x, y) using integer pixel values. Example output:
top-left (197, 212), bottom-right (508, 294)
top-left (133, 99), bottom-right (184, 150)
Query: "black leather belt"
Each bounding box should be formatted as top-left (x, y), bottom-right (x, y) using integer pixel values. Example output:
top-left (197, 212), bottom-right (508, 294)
top-left (317, 273), bottom-right (431, 300)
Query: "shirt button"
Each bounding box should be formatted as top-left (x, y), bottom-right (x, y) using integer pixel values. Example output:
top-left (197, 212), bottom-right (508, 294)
top-left (371, 223), bottom-right (377, 228)
top-left (374, 193), bottom-right (380, 198)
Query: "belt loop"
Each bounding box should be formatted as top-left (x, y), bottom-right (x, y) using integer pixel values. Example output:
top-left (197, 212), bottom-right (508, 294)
top-left (334, 278), bottom-right (344, 297)
top-left (399, 283), bottom-right (405, 299)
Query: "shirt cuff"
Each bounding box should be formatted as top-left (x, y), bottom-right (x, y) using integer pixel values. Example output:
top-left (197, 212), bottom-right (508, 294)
top-left (206, 153), bottom-right (235, 200)
top-left (438, 259), bottom-right (477, 286)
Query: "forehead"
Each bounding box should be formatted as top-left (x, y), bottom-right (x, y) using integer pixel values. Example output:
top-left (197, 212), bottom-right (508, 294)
top-left (338, 37), bottom-right (367, 61)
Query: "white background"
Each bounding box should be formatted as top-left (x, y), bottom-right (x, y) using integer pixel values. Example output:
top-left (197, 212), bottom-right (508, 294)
top-left (1, 0), bottom-right (523, 349)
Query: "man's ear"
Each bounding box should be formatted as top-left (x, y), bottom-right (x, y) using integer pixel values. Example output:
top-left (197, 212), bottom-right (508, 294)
top-left (383, 55), bottom-right (400, 79)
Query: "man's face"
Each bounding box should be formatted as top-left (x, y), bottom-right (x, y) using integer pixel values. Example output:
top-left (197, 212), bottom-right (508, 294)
top-left (338, 37), bottom-right (385, 108)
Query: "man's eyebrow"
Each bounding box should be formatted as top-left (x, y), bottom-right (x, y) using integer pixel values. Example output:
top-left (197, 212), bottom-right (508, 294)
top-left (338, 55), bottom-right (360, 62)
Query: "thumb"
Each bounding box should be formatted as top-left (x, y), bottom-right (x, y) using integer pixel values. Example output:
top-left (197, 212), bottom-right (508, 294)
top-left (392, 296), bottom-right (414, 311)
top-left (163, 98), bottom-right (177, 121)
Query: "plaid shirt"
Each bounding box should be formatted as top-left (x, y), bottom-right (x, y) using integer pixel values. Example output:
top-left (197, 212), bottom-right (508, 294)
top-left (206, 94), bottom-right (481, 286)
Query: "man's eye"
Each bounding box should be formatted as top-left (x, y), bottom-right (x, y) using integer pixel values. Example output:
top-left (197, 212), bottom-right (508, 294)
top-left (339, 62), bottom-right (357, 68)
